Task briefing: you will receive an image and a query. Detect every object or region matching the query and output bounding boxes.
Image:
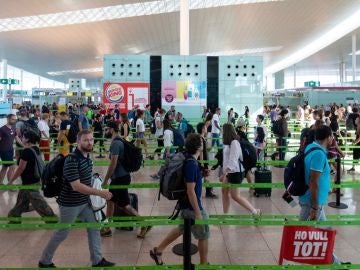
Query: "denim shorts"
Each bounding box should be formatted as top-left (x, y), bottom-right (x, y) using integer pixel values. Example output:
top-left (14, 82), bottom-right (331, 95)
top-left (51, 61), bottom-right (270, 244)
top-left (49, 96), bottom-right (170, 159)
top-left (0, 150), bottom-right (14, 167)
top-left (178, 209), bottom-right (210, 240)
top-left (137, 132), bottom-right (145, 139)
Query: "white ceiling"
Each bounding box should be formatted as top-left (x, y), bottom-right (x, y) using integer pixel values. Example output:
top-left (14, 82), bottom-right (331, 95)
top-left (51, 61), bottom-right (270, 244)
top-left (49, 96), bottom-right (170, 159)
top-left (0, 0), bottom-right (359, 87)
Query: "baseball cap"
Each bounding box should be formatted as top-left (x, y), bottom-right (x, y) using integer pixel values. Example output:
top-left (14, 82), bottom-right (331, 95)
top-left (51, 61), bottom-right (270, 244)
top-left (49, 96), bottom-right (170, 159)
top-left (106, 121), bottom-right (119, 132)
top-left (19, 108), bottom-right (27, 114)
top-left (236, 118), bottom-right (246, 127)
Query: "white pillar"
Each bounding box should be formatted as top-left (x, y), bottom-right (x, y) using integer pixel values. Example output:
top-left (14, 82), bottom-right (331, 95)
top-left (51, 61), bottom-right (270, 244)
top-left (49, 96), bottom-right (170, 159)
top-left (352, 34), bottom-right (357, 81)
top-left (293, 65), bottom-right (296, 88)
top-left (180, 0), bottom-right (189, 55)
top-left (340, 62), bottom-right (346, 84)
top-left (20, 69), bottom-right (23, 90)
top-left (1, 59), bottom-right (8, 101)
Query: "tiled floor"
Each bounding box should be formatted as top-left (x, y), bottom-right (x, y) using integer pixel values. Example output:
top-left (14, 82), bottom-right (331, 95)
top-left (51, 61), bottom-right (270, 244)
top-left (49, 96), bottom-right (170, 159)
top-left (0, 155), bottom-right (360, 268)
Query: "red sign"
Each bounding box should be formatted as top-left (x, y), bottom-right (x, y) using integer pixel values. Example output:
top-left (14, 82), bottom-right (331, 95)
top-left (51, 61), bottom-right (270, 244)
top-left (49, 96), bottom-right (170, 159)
top-left (279, 226), bottom-right (336, 265)
top-left (103, 82), bottom-right (149, 112)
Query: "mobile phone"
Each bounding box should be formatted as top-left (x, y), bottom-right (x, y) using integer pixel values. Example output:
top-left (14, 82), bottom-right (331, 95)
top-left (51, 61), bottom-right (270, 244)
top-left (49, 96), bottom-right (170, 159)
top-left (282, 191), bottom-right (297, 208)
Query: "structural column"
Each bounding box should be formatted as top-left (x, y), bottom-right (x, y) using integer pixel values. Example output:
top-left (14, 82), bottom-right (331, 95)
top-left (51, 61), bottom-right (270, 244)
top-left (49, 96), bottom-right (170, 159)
top-left (352, 34), bottom-right (357, 81)
top-left (274, 70), bottom-right (284, 90)
top-left (180, 0), bottom-right (189, 55)
top-left (339, 62), bottom-right (346, 84)
top-left (1, 59), bottom-right (8, 100)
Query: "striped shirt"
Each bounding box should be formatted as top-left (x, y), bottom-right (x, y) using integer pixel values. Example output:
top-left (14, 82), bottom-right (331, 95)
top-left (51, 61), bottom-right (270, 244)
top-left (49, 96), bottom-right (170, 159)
top-left (57, 149), bottom-right (93, 207)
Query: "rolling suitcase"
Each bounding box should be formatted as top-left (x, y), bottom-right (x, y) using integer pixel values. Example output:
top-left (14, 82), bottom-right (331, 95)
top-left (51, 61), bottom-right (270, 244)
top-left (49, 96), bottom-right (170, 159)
top-left (254, 169), bottom-right (272, 197)
top-left (114, 193), bottom-right (138, 231)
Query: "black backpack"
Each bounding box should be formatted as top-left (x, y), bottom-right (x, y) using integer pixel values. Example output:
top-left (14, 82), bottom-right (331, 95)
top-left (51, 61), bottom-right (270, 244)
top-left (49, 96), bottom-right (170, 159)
top-left (113, 138), bottom-right (143, 172)
top-left (67, 116), bottom-right (80, 144)
top-left (20, 119), bottom-right (41, 138)
top-left (41, 153), bottom-right (79, 198)
top-left (239, 138), bottom-right (257, 171)
top-left (150, 119), bottom-right (156, 134)
top-left (284, 147), bottom-right (324, 196)
top-left (271, 119), bottom-right (283, 136)
top-left (346, 114), bottom-right (357, 131)
top-left (184, 123), bottom-right (195, 138)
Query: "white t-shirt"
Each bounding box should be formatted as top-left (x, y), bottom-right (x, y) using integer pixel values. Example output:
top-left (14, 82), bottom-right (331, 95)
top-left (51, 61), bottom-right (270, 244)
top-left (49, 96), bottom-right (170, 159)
top-left (38, 120), bottom-right (50, 139)
top-left (163, 129), bottom-right (174, 148)
top-left (155, 115), bottom-right (164, 138)
top-left (136, 118), bottom-right (145, 133)
top-left (211, 114), bottom-right (221, 134)
top-left (223, 140), bottom-right (244, 173)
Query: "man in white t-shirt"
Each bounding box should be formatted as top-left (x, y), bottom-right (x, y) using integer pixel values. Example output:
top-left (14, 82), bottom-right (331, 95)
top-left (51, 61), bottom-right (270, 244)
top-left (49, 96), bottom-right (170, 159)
top-left (37, 113), bottom-right (50, 161)
top-left (211, 108), bottom-right (221, 147)
top-left (136, 110), bottom-right (151, 158)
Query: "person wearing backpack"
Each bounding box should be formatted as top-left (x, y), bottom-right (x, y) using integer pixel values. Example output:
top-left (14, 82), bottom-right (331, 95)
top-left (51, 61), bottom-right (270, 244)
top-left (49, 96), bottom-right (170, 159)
top-left (7, 130), bottom-right (56, 221)
top-left (150, 119), bottom-right (174, 180)
top-left (348, 115), bottom-right (360, 173)
top-left (39, 130), bottom-right (115, 268)
top-left (299, 125), bottom-right (349, 266)
top-left (221, 123), bottom-right (261, 216)
top-left (150, 134), bottom-right (210, 265)
top-left (197, 122), bottom-right (217, 198)
top-left (235, 119), bottom-right (257, 194)
top-left (271, 109), bottom-right (289, 162)
top-left (101, 121), bottom-right (151, 239)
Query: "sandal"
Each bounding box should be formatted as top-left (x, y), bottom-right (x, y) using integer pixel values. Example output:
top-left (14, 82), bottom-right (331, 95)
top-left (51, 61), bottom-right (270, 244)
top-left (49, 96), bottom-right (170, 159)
top-left (137, 226), bottom-right (152, 238)
top-left (252, 209), bottom-right (262, 221)
top-left (150, 247), bottom-right (163, 265)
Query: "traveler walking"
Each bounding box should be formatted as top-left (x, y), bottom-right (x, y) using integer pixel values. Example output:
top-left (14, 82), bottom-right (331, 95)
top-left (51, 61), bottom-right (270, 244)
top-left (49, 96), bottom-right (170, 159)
top-left (8, 130), bottom-right (56, 220)
top-left (150, 134), bottom-right (210, 265)
top-left (101, 121), bottom-right (152, 238)
top-left (221, 123), bottom-right (261, 215)
top-left (0, 114), bottom-right (21, 184)
top-left (39, 130), bottom-right (115, 268)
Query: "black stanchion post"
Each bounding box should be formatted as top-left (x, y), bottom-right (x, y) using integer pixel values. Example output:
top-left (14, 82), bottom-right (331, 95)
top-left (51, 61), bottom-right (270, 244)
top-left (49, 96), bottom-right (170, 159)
top-left (183, 218), bottom-right (194, 270)
top-left (328, 158), bottom-right (348, 209)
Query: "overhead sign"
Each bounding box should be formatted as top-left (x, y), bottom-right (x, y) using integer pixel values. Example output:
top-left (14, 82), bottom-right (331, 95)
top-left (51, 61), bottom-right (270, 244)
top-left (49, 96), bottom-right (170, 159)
top-left (304, 81), bottom-right (320, 87)
top-left (0, 78), bottom-right (20, 85)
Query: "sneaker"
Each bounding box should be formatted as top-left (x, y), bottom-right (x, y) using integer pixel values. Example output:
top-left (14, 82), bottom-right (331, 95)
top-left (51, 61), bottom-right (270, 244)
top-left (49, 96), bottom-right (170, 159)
top-left (137, 226), bottom-right (152, 238)
top-left (205, 192), bottom-right (218, 199)
top-left (38, 262), bottom-right (56, 268)
top-left (150, 174), bottom-right (160, 180)
top-left (100, 228), bottom-right (112, 237)
top-left (92, 258), bottom-right (115, 267)
top-left (150, 247), bottom-right (163, 265)
top-left (330, 169), bottom-right (336, 175)
top-left (347, 168), bottom-right (355, 172)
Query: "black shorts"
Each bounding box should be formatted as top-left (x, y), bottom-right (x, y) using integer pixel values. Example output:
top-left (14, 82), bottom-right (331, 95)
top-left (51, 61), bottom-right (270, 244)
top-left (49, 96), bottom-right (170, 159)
top-left (109, 175), bottom-right (131, 207)
top-left (0, 150), bottom-right (14, 167)
top-left (227, 172), bottom-right (245, 184)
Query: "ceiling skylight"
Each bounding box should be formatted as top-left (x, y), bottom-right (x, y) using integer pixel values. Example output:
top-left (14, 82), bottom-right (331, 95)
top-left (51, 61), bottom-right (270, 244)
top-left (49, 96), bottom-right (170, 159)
top-left (265, 7), bottom-right (360, 75)
top-left (0, 0), bottom-right (283, 32)
top-left (199, 46), bottom-right (283, 56)
top-left (47, 67), bottom-right (102, 76)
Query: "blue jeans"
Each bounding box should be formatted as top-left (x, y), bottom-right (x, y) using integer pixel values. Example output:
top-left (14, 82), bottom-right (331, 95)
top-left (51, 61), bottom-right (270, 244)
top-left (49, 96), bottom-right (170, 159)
top-left (212, 133), bottom-right (220, 147)
top-left (299, 202), bottom-right (341, 264)
top-left (277, 138), bottom-right (287, 160)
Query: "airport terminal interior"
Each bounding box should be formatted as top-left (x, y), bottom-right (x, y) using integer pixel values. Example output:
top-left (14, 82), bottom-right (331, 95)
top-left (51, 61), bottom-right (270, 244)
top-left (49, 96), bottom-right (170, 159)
top-left (1, 0), bottom-right (360, 269)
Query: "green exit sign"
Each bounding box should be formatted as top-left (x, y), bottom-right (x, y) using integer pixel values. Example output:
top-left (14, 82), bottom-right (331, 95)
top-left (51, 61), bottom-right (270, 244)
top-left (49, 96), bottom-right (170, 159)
top-left (0, 78), bottom-right (20, 85)
top-left (304, 81), bottom-right (320, 87)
